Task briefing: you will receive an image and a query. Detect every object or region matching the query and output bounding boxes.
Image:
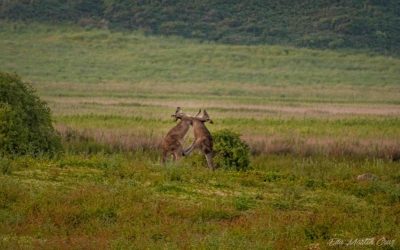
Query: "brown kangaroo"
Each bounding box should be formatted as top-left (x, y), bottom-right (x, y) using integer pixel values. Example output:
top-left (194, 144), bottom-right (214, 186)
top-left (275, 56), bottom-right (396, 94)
top-left (161, 107), bottom-right (199, 164)
top-left (183, 109), bottom-right (214, 169)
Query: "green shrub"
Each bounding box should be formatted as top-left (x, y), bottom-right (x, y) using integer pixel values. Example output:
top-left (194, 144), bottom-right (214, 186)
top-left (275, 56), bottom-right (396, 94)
top-left (213, 129), bottom-right (250, 171)
top-left (0, 72), bottom-right (61, 156)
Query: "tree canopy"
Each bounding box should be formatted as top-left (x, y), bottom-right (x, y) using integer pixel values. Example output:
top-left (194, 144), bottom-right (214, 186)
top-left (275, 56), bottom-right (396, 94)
top-left (1, 0), bottom-right (399, 54)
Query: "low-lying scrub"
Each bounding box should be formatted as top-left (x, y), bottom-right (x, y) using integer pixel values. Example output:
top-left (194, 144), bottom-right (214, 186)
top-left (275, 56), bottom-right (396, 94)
top-left (213, 129), bottom-right (250, 171)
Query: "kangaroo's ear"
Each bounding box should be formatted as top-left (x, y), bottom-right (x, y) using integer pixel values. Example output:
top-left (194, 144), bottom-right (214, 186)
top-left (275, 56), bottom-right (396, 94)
top-left (171, 107), bottom-right (184, 121)
top-left (171, 114), bottom-right (178, 121)
top-left (203, 110), bottom-right (211, 119)
top-left (194, 109), bottom-right (201, 117)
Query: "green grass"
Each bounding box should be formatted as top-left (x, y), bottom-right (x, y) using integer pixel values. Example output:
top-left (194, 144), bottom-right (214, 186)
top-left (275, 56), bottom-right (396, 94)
top-left (1, 23), bottom-right (399, 118)
top-left (1, 153), bottom-right (399, 249)
top-left (1, 22), bottom-right (399, 118)
top-left (1, 22), bottom-right (399, 95)
top-left (1, 22), bottom-right (400, 248)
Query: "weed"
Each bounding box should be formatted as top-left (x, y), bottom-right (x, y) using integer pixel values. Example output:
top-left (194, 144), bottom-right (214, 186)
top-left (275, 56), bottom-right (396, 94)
top-left (233, 196), bottom-right (256, 211)
top-left (264, 171), bottom-right (284, 182)
top-left (304, 179), bottom-right (326, 190)
top-left (195, 208), bottom-right (239, 222)
top-left (0, 157), bottom-right (12, 175)
top-left (0, 178), bottom-right (26, 209)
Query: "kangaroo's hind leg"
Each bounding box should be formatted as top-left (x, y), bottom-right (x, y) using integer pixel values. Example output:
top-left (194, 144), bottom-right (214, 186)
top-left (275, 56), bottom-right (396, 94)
top-left (161, 150), bottom-right (168, 165)
top-left (173, 146), bottom-right (183, 161)
top-left (205, 152), bottom-right (214, 170)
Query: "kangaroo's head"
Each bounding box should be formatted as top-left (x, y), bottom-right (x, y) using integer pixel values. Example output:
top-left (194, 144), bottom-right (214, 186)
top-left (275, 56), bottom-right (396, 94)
top-left (171, 107), bottom-right (194, 125)
top-left (171, 107), bottom-right (183, 121)
top-left (194, 109), bottom-right (213, 124)
top-left (202, 110), bottom-right (213, 124)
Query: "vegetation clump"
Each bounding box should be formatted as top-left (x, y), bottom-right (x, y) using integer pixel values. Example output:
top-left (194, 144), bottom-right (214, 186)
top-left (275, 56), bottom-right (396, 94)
top-left (0, 72), bottom-right (61, 156)
top-left (213, 129), bottom-right (250, 171)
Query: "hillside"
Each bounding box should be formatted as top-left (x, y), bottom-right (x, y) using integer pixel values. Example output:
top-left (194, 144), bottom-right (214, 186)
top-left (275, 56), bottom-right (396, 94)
top-left (1, 23), bottom-right (399, 105)
top-left (1, 0), bottom-right (399, 54)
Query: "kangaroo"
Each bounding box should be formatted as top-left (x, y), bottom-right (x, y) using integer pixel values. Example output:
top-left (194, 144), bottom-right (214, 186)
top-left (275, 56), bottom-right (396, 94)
top-left (183, 109), bottom-right (215, 169)
top-left (161, 107), bottom-right (199, 164)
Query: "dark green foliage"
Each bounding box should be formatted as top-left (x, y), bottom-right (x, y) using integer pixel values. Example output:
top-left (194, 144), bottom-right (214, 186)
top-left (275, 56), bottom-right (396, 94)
top-left (0, 0), bottom-right (399, 54)
top-left (0, 0), bottom-right (103, 22)
top-left (0, 72), bottom-right (61, 156)
top-left (213, 129), bottom-right (250, 171)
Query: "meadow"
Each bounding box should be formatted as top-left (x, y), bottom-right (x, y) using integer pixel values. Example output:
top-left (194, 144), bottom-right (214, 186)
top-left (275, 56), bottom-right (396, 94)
top-left (0, 22), bottom-right (400, 249)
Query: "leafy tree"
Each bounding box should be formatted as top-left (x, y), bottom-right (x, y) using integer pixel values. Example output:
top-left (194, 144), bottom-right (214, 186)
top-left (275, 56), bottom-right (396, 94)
top-left (0, 72), bottom-right (61, 156)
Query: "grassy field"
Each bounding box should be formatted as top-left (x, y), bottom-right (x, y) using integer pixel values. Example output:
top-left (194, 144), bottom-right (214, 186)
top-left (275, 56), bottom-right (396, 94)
top-left (1, 154), bottom-right (399, 249)
top-left (1, 22), bottom-right (400, 248)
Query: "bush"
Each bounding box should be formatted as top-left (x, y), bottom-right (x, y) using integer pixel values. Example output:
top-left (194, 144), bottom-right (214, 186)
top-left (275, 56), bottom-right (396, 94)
top-left (213, 129), bottom-right (250, 171)
top-left (0, 72), bottom-right (61, 156)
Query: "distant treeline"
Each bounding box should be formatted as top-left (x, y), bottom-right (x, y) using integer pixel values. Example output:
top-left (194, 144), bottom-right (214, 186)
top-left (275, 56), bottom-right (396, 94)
top-left (1, 0), bottom-right (399, 54)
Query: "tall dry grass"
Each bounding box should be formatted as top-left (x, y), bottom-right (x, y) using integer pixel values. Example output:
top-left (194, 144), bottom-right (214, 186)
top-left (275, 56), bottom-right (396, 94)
top-left (57, 125), bottom-right (162, 153)
top-left (56, 125), bottom-right (400, 160)
top-left (243, 135), bottom-right (400, 160)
